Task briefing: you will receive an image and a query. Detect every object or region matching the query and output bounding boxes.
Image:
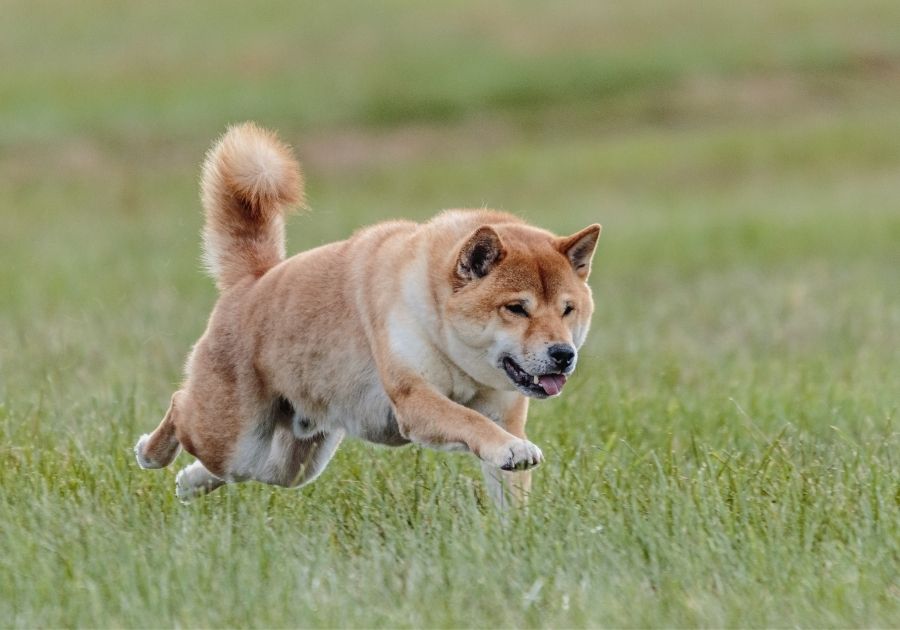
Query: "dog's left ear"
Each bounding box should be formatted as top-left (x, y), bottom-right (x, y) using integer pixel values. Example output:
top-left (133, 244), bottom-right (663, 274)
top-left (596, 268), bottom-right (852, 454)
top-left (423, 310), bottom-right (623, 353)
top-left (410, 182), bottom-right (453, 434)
top-left (456, 226), bottom-right (506, 282)
top-left (557, 224), bottom-right (602, 280)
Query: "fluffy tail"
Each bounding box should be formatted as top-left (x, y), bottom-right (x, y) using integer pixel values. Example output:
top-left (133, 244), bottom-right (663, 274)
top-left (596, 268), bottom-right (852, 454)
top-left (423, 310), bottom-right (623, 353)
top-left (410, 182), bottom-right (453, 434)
top-left (200, 122), bottom-right (303, 290)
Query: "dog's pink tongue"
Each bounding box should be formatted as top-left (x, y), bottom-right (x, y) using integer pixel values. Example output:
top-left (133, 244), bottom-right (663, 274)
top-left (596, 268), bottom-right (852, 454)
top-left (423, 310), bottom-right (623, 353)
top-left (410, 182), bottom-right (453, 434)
top-left (538, 374), bottom-right (567, 396)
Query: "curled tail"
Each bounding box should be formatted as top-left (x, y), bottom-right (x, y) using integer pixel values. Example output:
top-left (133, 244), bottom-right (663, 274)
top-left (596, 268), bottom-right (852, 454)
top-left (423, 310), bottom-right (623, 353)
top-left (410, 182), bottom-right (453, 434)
top-left (200, 122), bottom-right (303, 291)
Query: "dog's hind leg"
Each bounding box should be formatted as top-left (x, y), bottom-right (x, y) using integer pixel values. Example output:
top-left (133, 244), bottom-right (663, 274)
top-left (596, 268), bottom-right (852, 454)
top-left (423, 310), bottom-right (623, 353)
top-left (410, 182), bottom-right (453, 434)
top-left (175, 460), bottom-right (226, 502)
top-left (210, 396), bottom-right (344, 490)
top-left (280, 430), bottom-right (344, 488)
top-left (246, 420), bottom-right (344, 489)
top-left (134, 391), bottom-right (183, 469)
top-left (173, 430), bottom-right (342, 502)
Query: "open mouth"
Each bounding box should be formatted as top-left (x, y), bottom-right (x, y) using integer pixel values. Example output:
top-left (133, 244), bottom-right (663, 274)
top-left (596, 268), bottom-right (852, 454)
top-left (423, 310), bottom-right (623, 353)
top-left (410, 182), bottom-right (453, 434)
top-left (502, 356), bottom-right (568, 398)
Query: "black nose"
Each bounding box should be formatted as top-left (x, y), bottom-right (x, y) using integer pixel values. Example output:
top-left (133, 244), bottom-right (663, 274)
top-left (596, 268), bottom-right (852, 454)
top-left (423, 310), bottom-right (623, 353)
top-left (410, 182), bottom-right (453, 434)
top-left (548, 344), bottom-right (576, 370)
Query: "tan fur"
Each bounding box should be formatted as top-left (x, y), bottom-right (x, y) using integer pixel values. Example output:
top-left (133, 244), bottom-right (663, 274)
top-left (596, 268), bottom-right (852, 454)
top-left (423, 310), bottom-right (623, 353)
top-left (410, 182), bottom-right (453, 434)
top-left (135, 122), bottom-right (601, 506)
top-left (200, 122), bottom-right (303, 290)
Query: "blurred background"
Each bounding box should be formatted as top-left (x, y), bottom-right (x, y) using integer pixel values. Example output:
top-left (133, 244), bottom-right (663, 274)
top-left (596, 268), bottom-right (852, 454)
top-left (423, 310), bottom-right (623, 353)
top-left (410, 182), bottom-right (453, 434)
top-left (1, 1), bottom-right (898, 626)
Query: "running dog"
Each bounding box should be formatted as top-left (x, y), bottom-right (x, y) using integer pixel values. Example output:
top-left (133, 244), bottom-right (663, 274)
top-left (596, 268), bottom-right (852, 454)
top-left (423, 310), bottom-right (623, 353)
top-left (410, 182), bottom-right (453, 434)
top-left (134, 122), bottom-right (601, 506)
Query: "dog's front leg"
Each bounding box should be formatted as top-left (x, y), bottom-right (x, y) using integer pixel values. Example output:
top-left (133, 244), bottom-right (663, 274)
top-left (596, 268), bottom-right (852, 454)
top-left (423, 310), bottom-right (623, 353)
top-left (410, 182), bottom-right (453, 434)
top-left (481, 464), bottom-right (533, 509)
top-left (478, 395), bottom-right (533, 508)
top-left (384, 371), bottom-right (543, 471)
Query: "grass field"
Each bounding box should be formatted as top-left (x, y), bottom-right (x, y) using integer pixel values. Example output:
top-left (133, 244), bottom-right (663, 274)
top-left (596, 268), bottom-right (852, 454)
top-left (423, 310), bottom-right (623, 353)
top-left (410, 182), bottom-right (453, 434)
top-left (2, 1), bottom-right (899, 627)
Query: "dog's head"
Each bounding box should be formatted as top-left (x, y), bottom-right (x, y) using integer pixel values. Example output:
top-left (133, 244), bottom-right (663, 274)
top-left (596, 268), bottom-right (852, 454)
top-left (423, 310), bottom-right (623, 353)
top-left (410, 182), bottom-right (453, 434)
top-left (444, 222), bottom-right (601, 398)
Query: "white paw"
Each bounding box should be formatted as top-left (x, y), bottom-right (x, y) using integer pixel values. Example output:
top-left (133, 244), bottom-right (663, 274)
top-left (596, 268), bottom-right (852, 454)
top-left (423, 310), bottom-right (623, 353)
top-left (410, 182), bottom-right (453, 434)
top-left (174, 467), bottom-right (199, 503)
top-left (175, 461), bottom-right (224, 503)
top-left (134, 434), bottom-right (159, 469)
top-left (484, 438), bottom-right (543, 471)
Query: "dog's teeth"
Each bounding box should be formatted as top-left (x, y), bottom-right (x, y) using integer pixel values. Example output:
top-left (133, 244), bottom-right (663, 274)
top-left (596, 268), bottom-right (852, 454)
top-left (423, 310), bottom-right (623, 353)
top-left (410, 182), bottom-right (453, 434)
top-left (533, 375), bottom-right (539, 385)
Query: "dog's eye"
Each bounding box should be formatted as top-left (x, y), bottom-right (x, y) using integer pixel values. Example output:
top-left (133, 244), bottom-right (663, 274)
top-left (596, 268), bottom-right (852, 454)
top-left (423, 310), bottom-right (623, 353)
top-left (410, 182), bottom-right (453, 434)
top-left (563, 304), bottom-right (575, 317)
top-left (504, 303), bottom-right (529, 317)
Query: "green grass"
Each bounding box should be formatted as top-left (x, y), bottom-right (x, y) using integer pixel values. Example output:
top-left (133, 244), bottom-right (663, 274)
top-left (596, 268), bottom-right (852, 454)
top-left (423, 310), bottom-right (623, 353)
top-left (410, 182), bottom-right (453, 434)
top-left (2, 1), bottom-right (899, 627)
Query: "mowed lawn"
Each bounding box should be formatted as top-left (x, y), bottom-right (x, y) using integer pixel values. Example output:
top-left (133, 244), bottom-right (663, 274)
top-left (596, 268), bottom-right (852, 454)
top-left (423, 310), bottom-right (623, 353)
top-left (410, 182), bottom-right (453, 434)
top-left (1, 1), bottom-right (899, 627)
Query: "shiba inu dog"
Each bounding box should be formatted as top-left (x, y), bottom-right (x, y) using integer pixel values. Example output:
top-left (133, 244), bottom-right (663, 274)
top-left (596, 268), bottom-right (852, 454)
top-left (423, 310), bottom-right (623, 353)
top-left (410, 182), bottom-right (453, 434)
top-left (134, 122), bottom-right (601, 506)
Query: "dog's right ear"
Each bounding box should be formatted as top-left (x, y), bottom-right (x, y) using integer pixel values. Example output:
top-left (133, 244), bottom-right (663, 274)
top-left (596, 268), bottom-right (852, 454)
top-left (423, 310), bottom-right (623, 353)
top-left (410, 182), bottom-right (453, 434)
top-left (456, 226), bottom-right (505, 283)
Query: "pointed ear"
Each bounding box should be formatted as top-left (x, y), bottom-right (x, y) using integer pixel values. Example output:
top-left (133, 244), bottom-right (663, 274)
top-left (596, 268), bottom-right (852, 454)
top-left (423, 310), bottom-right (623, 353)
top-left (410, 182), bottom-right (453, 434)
top-left (557, 224), bottom-right (602, 279)
top-left (456, 226), bottom-right (505, 282)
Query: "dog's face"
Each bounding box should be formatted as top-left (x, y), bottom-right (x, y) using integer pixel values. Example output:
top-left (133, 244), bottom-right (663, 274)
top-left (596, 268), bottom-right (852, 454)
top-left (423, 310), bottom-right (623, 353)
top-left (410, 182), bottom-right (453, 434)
top-left (445, 223), bottom-right (601, 398)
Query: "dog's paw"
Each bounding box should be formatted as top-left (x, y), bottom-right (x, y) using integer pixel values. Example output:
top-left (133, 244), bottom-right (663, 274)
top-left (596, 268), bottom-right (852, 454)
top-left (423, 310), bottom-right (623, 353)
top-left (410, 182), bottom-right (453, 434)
top-left (134, 434), bottom-right (159, 469)
top-left (483, 438), bottom-right (543, 471)
top-left (175, 466), bottom-right (201, 504)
